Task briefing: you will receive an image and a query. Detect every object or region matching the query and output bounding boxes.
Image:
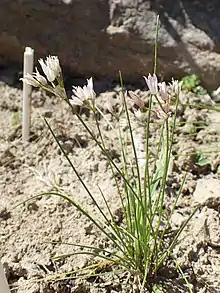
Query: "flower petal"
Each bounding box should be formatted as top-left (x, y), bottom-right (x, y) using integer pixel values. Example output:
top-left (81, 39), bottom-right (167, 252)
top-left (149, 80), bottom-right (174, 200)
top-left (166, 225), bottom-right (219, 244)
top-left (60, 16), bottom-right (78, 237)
top-left (70, 96), bottom-right (84, 106)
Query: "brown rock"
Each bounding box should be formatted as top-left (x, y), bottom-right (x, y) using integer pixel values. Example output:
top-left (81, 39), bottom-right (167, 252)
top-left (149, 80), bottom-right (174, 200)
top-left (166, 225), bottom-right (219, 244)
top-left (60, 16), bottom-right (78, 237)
top-left (1, 1), bottom-right (220, 88)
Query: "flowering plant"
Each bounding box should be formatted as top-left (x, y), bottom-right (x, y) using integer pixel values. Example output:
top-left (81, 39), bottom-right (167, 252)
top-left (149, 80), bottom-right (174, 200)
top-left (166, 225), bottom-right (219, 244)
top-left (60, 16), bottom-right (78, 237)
top-left (21, 21), bottom-right (197, 292)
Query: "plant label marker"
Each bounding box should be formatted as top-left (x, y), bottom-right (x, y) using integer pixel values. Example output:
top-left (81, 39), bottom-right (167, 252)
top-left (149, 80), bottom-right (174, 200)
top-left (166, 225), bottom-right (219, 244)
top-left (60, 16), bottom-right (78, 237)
top-left (22, 47), bottom-right (34, 142)
top-left (0, 260), bottom-right (10, 293)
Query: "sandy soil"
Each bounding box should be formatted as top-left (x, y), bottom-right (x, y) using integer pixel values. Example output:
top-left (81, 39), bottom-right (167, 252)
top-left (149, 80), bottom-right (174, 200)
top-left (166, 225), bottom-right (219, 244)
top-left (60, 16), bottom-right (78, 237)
top-left (0, 78), bottom-right (220, 293)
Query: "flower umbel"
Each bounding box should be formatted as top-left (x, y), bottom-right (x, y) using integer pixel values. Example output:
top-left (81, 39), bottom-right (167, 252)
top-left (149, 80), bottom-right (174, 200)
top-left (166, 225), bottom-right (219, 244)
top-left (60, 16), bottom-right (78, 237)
top-left (38, 56), bottom-right (61, 82)
top-left (71, 78), bottom-right (95, 109)
top-left (21, 56), bottom-right (61, 87)
top-left (169, 78), bottom-right (182, 96)
top-left (143, 74), bottom-right (158, 95)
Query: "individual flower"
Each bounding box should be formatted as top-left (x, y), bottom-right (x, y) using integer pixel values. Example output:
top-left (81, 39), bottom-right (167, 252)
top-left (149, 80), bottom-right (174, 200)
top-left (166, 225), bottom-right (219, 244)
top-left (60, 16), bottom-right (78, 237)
top-left (71, 77), bottom-right (95, 108)
top-left (21, 67), bottom-right (48, 87)
top-left (158, 81), bottom-right (171, 114)
top-left (128, 91), bottom-right (145, 109)
top-left (158, 81), bottom-right (169, 102)
top-left (20, 73), bottom-right (41, 87)
top-left (38, 56), bottom-right (61, 82)
top-left (143, 74), bottom-right (158, 95)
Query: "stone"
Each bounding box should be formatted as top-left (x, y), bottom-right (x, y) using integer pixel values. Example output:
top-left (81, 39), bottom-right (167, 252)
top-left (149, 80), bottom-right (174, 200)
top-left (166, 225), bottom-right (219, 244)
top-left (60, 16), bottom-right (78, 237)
top-left (193, 177), bottom-right (220, 209)
top-left (189, 208), bottom-right (220, 247)
top-left (1, 1), bottom-right (220, 89)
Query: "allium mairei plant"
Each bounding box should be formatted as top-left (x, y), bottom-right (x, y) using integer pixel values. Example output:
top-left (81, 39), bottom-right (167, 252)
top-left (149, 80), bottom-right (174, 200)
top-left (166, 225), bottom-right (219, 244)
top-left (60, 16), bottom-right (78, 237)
top-left (21, 21), bottom-right (197, 292)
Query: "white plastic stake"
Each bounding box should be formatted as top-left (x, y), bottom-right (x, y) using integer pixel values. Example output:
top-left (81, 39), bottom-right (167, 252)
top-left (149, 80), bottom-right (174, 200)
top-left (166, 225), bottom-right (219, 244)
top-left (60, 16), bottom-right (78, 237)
top-left (0, 261), bottom-right (10, 293)
top-left (22, 47), bottom-right (34, 142)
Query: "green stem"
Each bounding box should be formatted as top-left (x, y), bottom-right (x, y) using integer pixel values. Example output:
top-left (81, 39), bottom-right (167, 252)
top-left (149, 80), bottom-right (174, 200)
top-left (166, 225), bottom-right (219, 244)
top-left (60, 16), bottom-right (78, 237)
top-left (153, 15), bottom-right (159, 75)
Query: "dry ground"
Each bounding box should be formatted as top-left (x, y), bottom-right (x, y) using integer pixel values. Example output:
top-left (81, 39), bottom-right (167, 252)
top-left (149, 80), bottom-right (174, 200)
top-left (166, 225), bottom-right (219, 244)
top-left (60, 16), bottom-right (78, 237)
top-left (0, 78), bottom-right (220, 293)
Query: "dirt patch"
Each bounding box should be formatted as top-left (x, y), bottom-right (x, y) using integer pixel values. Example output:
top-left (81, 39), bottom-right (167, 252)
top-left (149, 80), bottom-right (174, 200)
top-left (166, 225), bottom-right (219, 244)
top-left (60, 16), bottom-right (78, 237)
top-left (0, 80), bottom-right (220, 293)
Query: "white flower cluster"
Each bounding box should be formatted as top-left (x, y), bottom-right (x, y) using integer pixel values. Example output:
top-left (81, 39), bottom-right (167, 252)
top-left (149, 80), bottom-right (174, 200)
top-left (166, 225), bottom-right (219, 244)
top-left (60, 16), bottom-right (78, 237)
top-left (127, 74), bottom-right (182, 121)
top-left (71, 77), bottom-right (95, 109)
top-left (144, 74), bottom-right (182, 100)
top-left (21, 56), bottom-right (182, 116)
top-left (21, 56), bottom-right (95, 107)
top-left (21, 56), bottom-right (61, 87)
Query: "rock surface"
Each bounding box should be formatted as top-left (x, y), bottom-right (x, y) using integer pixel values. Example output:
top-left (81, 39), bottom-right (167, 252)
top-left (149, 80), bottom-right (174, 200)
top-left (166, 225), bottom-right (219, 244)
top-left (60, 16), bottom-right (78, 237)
top-left (193, 177), bottom-right (220, 209)
top-left (1, 1), bottom-right (220, 87)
